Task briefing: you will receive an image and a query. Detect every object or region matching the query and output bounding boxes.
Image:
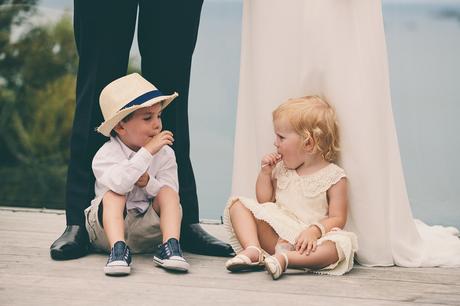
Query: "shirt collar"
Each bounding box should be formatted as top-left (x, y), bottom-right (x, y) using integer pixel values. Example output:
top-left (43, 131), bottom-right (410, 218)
top-left (112, 136), bottom-right (136, 159)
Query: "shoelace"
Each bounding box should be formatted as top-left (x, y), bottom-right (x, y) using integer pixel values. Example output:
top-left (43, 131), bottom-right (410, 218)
top-left (108, 243), bottom-right (131, 264)
top-left (159, 239), bottom-right (183, 258)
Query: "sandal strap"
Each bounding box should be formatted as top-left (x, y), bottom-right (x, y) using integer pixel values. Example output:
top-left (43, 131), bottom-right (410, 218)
top-left (233, 253), bottom-right (252, 264)
top-left (245, 245), bottom-right (263, 261)
top-left (280, 252), bottom-right (289, 271)
top-left (245, 245), bottom-right (262, 253)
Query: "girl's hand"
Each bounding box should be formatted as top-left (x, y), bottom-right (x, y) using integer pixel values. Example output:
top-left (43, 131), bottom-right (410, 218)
top-left (135, 172), bottom-right (149, 188)
top-left (295, 227), bottom-right (321, 255)
top-left (144, 130), bottom-right (174, 155)
top-left (261, 152), bottom-right (282, 174)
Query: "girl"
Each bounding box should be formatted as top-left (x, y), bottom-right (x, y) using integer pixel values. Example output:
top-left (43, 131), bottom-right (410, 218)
top-left (232, 0), bottom-right (460, 268)
top-left (224, 96), bottom-right (358, 279)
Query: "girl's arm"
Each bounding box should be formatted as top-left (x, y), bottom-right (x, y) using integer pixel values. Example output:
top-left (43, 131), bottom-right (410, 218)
top-left (255, 169), bottom-right (276, 203)
top-left (317, 177), bottom-right (348, 232)
top-left (256, 152), bottom-right (281, 203)
top-left (295, 178), bottom-right (348, 254)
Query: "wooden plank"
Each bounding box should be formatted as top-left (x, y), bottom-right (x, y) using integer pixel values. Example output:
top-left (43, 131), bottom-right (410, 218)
top-left (1, 209), bottom-right (460, 306)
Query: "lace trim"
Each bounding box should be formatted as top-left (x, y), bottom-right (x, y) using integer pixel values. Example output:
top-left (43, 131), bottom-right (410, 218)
top-left (300, 164), bottom-right (346, 197)
top-left (276, 163), bottom-right (346, 197)
top-left (273, 161), bottom-right (292, 189)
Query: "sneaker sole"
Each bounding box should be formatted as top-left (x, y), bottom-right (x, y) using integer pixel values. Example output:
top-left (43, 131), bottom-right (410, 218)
top-left (153, 256), bottom-right (190, 272)
top-left (104, 265), bottom-right (131, 276)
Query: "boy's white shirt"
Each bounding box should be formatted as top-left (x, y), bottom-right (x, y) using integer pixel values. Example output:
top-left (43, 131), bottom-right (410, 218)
top-left (91, 136), bottom-right (179, 213)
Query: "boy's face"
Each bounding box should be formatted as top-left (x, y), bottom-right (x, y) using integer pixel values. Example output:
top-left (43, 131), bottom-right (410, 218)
top-left (115, 103), bottom-right (163, 151)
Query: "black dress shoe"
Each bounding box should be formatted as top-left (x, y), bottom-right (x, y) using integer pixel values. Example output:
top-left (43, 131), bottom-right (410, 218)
top-left (50, 225), bottom-right (89, 260)
top-left (180, 223), bottom-right (235, 257)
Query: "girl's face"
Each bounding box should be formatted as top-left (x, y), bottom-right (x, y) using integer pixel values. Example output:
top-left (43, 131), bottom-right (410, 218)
top-left (273, 118), bottom-right (307, 169)
top-left (116, 104), bottom-right (163, 151)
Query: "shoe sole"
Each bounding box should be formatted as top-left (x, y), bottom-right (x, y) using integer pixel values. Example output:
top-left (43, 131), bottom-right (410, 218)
top-left (226, 263), bottom-right (264, 272)
top-left (104, 265), bottom-right (131, 276)
top-left (265, 264), bottom-right (277, 280)
top-left (50, 248), bottom-right (88, 261)
top-left (153, 256), bottom-right (189, 272)
top-left (264, 259), bottom-right (282, 280)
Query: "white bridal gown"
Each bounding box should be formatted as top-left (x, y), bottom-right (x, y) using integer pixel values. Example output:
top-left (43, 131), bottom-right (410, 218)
top-left (231, 0), bottom-right (460, 267)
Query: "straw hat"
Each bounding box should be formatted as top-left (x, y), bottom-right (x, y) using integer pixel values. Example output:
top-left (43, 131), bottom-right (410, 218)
top-left (96, 73), bottom-right (178, 137)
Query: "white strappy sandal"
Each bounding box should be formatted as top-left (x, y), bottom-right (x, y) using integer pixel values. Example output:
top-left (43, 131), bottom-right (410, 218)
top-left (225, 245), bottom-right (264, 272)
top-left (264, 252), bottom-right (288, 280)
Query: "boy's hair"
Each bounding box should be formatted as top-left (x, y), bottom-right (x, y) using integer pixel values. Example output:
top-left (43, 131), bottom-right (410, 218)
top-left (272, 95), bottom-right (340, 162)
top-left (109, 112), bottom-right (135, 137)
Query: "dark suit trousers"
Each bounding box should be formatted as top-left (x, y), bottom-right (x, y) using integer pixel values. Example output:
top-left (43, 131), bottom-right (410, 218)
top-left (67, 0), bottom-right (203, 226)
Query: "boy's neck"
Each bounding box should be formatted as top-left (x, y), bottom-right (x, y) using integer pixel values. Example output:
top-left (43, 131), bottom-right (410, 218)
top-left (116, 135), bottom-right (141, 152)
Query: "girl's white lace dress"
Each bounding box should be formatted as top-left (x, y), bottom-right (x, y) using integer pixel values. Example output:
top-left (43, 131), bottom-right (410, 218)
top-left (224, 162), bottom-right (358, 275)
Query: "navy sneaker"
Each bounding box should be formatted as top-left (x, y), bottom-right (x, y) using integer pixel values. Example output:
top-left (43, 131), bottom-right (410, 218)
top-left (153, 238), bottom-right (189, 272)
top-left (104, 241), bottom-right (132, 276)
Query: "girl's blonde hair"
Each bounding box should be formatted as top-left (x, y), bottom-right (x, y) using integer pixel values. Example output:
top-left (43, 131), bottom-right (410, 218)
top-left (272, 95), bottom-right (340, 162)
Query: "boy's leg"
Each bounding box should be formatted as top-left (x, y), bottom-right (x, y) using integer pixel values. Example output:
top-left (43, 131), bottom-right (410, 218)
top-left (151, 187), bottom-right (182, 242)
top-left (152, 186), bottom-right (189, 272)
top-left (101, 191), bottom-right (127, 247)
top-left (137, 0), bottom-right (233, 257)
top-left (101, 191), bottom-right (131, 276)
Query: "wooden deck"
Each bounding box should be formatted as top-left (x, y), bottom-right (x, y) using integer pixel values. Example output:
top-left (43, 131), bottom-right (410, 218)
top-left (1, 207), bottom-right (459, 306)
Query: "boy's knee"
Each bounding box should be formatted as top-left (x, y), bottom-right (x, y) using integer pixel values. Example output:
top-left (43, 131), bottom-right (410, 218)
top-left (156, 186), bottom-right (180, 206)
top-left (157, 185), bottom-right (178, 198)
top-left (102, 190), bottom-right (126, 205)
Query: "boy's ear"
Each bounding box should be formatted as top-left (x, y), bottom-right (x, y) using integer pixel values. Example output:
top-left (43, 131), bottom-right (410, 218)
top-left (113, 122), bottom-right (124, 135)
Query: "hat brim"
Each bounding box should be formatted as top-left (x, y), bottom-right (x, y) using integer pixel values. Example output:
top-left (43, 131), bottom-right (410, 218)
top-left (97, 92), bottom-right (178, 137)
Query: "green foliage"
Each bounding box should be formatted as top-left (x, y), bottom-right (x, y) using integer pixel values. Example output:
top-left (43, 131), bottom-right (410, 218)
top-left (0, 4), bottom-right (76, 208)
top-left (0, 3), bottom-right (140, 208)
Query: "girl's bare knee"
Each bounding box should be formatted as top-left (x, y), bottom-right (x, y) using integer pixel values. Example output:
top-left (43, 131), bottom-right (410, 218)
top-left (318, 241), bottom-right (340, 262)
top-left (229, 200), bottom-right (245, 214)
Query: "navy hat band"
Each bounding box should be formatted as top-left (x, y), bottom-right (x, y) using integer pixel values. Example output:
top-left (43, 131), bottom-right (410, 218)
top-left (120, 90), bottom-right (165, 110)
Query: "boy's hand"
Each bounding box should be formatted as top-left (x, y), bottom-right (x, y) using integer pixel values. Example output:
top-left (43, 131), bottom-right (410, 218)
top-left (135, 172), bottom-right (149, 188)
top-left (144, 130), bottom-right (174, 155)
top-left (260, 152), bottom-right (282, 174)
top-left (294, 226), bottom-right (321, 255)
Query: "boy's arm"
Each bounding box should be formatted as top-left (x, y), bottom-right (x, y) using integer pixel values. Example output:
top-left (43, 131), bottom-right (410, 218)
top-left (144, 147), bottom-right (178, 197)
top-left (93, 146), bottom-right (152, 195)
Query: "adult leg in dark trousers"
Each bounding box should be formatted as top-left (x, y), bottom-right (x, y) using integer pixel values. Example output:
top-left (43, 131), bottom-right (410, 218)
top-left (50, 0), bottom-right (138, 260)
top-left (50, 0), bottom-right (233, 260)
top-left (138, 0), bottom-right (232, 256)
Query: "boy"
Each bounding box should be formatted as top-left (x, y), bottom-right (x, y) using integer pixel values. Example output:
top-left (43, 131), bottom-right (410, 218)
top-left (85, 73), bottom-right (188, 275)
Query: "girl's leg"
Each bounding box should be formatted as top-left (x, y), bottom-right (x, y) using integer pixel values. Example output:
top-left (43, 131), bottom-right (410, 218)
top-left (256, 219), bottom-right (279, 255)
top-left (274, 238), bottom-right (295, 253)
top-left (152, 186), bottom-right (181, 242)
top-left (275, 240), bottom-right (339, 270)
top-left (229, 200), bottom-right (278, 261)
top-left (102, 191), bottom-right (127, 247)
